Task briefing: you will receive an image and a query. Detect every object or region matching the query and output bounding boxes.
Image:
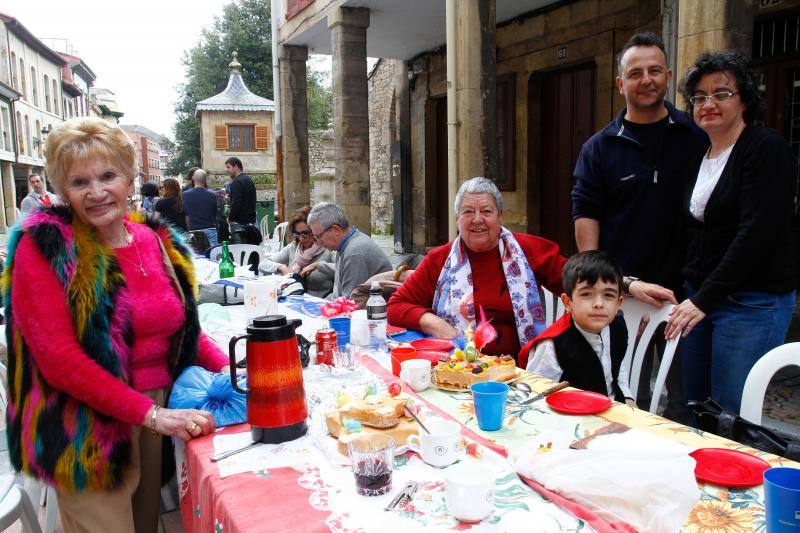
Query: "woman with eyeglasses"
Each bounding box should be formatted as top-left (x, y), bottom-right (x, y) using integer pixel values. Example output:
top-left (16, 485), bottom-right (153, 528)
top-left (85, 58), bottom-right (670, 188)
top-left (259, 205), bottom-right (336, 297)
top-left (665, 50), bottom-right (796, 413)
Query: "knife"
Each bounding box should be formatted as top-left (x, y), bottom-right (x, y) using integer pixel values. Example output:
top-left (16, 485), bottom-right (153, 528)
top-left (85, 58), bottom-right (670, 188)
top-left (210, 441), bottom-right (262, 462)
top-left (516, 381), bottom-right (569, 407)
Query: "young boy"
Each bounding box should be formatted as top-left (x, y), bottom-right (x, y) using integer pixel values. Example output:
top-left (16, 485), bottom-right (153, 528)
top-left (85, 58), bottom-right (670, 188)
top-left (520, 251), bottom-right (635, 405)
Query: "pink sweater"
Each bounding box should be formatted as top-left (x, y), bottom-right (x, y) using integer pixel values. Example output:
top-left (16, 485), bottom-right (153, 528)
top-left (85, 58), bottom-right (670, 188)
top-left (11, 221), bottom-right (228, 426)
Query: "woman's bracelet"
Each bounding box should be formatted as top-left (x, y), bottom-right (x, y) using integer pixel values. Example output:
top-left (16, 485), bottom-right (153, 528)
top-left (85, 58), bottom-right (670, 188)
top-left (150, 405), bottom-right (161, 436)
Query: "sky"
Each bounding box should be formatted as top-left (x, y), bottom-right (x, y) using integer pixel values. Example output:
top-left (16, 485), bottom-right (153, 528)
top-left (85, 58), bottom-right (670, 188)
top-left (1, 0), bottom-right (237, 138)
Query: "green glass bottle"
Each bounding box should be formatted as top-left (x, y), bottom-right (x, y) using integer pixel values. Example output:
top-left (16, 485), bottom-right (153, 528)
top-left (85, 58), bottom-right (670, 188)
top-left (219, 240), bottom-right (235, 279)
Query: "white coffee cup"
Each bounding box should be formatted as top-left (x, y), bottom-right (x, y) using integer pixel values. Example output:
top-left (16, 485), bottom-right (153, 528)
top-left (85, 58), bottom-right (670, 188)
top-left (445, 462), bottom-right (495, 522)
top-left (407, 419), bottom-right (462, 468)
top-left (350, 309), bottom-right (370, 346)
top-left (399, 359), bottom-right (431, 392)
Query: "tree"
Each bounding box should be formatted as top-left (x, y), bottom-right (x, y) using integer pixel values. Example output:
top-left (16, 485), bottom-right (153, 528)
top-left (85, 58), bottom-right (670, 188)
top-left (168, 0), bottom-right (332, 175)
top-left (307, 67), bottom-right (332, 130)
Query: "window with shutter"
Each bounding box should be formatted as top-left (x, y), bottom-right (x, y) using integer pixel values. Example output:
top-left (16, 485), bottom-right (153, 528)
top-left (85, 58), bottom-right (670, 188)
top-left (286, 0), bottom-right (315, 21)
top-left (215, 124), bottom-right (228, 150)
top-left (495, 74), bottom-right (516, 191)
top-left (255, 125), bottom-right (270, 150)
top-left (227, 124), bottom-right (255, 151)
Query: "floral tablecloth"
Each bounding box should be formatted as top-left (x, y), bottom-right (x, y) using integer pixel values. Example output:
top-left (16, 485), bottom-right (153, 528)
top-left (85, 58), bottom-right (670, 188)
top-left (179, 348), bottom-right (797, 533)
top-left (414, 371), bottom-right (798, 533)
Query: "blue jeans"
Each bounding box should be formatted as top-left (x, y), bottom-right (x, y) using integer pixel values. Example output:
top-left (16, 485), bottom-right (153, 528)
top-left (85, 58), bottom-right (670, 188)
top-left (681, 283), bottom-right (795, 413)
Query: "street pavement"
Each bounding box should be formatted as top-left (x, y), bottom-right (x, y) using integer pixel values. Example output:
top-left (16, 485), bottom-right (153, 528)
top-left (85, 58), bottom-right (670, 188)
top-left (0, 232), bottom-right (796, 532)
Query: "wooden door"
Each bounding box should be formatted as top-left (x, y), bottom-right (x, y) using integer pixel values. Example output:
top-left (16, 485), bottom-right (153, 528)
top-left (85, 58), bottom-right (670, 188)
top-left (537, 63), bottom-right (595, 257)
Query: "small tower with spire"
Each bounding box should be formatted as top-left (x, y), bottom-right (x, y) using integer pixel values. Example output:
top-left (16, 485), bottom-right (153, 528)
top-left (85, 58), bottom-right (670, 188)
top-left (196, 52), bottom-right (275, 186)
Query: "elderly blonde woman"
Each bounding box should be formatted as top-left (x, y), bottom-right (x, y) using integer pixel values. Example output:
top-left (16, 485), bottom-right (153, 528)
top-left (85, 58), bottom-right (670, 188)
top-left (387, 177), bottom-right (567, 359)
top-left (3, 117), bottom-right (229, 532)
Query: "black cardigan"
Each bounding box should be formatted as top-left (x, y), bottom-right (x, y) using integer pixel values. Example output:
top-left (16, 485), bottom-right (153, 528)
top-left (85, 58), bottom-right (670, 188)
top-left (683, 125), bottom-right (795, 312)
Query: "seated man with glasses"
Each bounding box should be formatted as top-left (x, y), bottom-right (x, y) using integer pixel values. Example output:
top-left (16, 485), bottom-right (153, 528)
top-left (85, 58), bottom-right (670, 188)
top-left (307, 201), bottom-right (393, 300)
top-left (260, 206), bottom-right (336, 298)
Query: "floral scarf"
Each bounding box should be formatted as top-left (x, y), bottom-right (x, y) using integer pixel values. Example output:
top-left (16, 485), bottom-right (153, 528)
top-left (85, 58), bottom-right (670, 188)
top-left (290, 241), bottom-right (326, 272)
top-left (432, 228), bottom-right (545, 346)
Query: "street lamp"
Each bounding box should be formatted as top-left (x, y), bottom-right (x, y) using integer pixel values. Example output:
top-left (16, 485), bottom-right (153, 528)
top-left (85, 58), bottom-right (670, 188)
top-left (32, 125), bottom-right (52, 148)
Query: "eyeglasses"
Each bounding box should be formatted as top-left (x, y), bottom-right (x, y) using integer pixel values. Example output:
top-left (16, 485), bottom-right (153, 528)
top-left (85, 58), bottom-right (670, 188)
top-left (292, 230), bottom-right (312, 238)
top-left (688, 91), bottom-right (739, 106)
top-left (312, 225), bottom-right (335, 241)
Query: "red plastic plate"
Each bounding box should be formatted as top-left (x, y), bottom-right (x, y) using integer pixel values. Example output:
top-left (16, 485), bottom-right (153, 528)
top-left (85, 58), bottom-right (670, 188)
top-left (689, 448), bottom-right (770, 488)
top-left (410, 338), bottom-right (454, 352)
top-left (545, 390), bottom-right (612, 415)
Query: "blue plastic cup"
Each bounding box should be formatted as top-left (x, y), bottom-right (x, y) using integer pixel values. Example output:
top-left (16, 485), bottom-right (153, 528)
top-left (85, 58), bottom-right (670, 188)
top-left (329, 317), bottom-right (351, 349)
top-left (470, 381), bottom-right (509, 431)
top-left (765, 467), bottom-right (800, 532)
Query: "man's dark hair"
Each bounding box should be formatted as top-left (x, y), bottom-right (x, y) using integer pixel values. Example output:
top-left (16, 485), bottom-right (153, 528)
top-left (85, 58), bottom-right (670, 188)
top-left (680, 49), bottom-right (762, 125)
top-left (225, 157), bottom-right (243, 171)
top-left (562, 250), bottom-right (623, 295)
top-left (617, 32), bottom-right (667, 74)
top-left (187, 166), bottom-right (199, 180)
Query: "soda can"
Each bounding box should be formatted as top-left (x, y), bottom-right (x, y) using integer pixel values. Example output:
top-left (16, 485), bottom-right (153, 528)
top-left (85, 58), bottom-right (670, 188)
top-left (316, 325), bottom-right (337, 366)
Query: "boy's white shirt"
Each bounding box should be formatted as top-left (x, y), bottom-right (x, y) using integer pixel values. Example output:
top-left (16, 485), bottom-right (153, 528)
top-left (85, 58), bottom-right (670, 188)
top-left (525, 321), bottom-right (633, 399)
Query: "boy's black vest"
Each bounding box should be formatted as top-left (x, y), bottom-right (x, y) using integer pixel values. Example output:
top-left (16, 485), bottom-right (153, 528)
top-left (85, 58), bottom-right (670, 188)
top-left (552, 315), bottom-right (629, 402)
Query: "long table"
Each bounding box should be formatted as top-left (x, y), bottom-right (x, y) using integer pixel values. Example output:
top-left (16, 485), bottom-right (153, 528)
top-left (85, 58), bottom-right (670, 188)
top-left (183, 296), bottom-right (798, 532)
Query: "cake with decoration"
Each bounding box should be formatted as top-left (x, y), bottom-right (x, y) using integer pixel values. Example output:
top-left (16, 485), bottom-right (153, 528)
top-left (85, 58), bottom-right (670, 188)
top-left (432, 317), bottom-right (517, 389)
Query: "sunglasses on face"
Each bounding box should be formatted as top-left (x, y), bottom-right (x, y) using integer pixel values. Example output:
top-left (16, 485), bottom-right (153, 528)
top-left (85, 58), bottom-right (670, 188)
top-left (292, 230), bottom-right (313, 238)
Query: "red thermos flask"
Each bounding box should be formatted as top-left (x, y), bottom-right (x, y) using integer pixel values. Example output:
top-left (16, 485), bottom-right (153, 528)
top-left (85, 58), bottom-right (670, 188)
top-left (229, 315), bottom-right (308, 444)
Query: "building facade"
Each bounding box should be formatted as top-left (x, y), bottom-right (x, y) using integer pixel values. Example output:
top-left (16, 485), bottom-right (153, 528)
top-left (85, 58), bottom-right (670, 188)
top-left (196, 53), bottom-right (276, 185)
top-left (0, 12), bottom-right (66, 228)
top-left (89, 87), bottom-right (124, 124)
top-left (276, 0), bottom-right (800, 254)
top-left (120, 124), bottom-right (164, 185)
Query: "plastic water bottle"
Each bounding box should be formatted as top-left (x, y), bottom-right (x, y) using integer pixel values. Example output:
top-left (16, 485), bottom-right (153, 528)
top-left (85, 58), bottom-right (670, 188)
top-left (366, 281), bottom-right (387, 351)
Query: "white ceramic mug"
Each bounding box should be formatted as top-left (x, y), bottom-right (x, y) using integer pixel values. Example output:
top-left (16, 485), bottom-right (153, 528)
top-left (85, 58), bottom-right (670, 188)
top-left (445, 462), bottom-right (495, 522)
top-left (399, 359), bottom-right (431, 392)
top-left (406, 419), bottom-right (462, 468)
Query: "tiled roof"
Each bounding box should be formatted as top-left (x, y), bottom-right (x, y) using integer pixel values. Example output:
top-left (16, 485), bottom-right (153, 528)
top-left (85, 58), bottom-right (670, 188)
top-left (196, 72), bottom-right (274, 114)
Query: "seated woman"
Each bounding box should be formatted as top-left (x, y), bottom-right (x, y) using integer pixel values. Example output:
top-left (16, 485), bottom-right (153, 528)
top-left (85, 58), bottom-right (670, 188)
top-left (260, 206), bottom-right (335, 298)
top-left (387, 177), bottom-right (567, 359)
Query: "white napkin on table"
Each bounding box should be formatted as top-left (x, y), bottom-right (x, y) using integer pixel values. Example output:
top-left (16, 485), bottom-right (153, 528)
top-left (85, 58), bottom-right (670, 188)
top-left (514, 440), bottom-right (700, 533)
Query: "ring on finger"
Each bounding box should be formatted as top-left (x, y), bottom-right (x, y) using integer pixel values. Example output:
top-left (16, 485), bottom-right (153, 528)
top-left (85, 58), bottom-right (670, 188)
top-left (188, 422), bottom-right (200, 433)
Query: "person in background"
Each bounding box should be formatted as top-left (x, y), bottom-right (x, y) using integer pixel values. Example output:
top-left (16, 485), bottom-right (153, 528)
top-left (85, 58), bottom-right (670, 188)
top-left (387, 177), bottom-right (566, 359)
top-left (665, 50), bottom-right (796, 413)
top-left (183, 166), bottom-right (198, 192)
top-left (522, 251), bottom-right (635, 405)
top-left (20, 173), bottom-right (60, 214)
top-left (225, 156), bottom-right (256, 231)
top-left (140, 180), bottom-right (160, 216)
top-left (154, 177), bottom-right (188, 231)
top-left (307, 201), bottom-right (392, 300)
top-left (571, 32), bottom-right (706, 421)
top-left (260, 205), bottom-right (336, 298)
top-left (183, 169), bottom-right (219, 248)
top-left (4, 117), bottom-right (229, 532)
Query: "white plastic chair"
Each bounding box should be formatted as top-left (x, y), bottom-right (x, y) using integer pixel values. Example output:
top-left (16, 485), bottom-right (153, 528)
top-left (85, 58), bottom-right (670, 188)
top-left (210, 244), bottom-right (265, 271)
top-left (619, 298), bottom-right (680, 413)
top-left (540, 287), bottom-right (566, 327)
top-left (0, 475), bottom-right (43, 533)
top-left (266, 221), bottom-right (289, 252)
top-left (740, 342), bottom-right (800, 424)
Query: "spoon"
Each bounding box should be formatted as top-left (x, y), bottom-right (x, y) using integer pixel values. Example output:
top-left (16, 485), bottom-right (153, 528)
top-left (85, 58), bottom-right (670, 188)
top-left (403, 404), bottom-right (431, 434)
top-left (511, 381), bottom-right (532, 394)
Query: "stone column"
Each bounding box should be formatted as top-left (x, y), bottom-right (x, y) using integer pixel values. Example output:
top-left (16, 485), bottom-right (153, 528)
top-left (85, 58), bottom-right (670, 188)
top-left (677, 0), bottom-right (753, 81)
top-left (454, 0), bottom-right (496, 184)
top-left (279, 44), bottom-right (310, 216)
top-left (328, 7), bottom-right (371, 233)
top-left (3, 161), bottom-right (17, 226)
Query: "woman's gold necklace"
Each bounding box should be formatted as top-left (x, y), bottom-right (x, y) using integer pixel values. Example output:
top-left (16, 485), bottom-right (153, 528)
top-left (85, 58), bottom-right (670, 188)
top-left (116, 232), bottom-right (148, 277)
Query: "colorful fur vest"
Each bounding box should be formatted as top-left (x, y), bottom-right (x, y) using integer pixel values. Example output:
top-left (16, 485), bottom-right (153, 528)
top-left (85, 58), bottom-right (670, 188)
top-left (1, 206), bottom-right (200, 493)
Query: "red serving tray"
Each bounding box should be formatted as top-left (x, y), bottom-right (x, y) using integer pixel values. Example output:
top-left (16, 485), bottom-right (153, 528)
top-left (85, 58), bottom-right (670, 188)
top-left (545, 390), bottom-right (612, 415)
top-left (689, 448), bottom-right (770, 488)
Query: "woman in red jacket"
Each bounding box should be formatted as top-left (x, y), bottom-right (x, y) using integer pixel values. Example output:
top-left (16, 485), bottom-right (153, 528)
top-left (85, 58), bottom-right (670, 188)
top-left (387, 177), bottom-right (567, 359)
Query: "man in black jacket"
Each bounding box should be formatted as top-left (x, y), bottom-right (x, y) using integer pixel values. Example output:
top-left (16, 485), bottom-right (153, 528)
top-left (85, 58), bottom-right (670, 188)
top-left (225, 157), bottom-right (257, 227)
top-left (571, 32), bottom-right (708, 421)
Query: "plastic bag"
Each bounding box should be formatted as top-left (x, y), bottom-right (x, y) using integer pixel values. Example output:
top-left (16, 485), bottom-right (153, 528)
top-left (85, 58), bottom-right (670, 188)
top-left (515, 447), bottom-right (699, 533)
top-left (169, 366), bottom-right (247, 428)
